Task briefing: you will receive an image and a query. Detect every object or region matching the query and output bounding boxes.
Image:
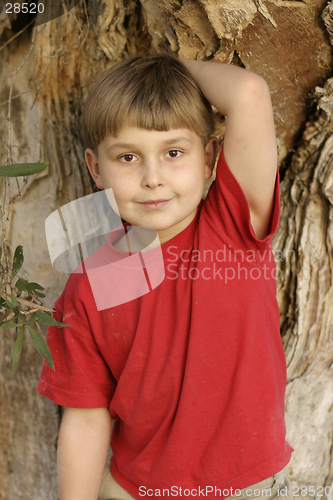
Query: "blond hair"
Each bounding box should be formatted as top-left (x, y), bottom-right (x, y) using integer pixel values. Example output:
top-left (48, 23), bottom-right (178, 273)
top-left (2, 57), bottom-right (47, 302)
top-left (82, 53), bottom-right (215, 150)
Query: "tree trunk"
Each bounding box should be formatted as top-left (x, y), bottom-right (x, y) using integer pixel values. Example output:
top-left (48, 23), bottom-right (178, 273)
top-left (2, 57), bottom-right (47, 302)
top-left (0, 0), bottom-right (333, 498)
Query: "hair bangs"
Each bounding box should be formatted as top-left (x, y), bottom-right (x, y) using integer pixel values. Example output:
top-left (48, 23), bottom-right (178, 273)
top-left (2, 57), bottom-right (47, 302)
top-left (117, 95), bottom-right (206, 138)
top-left (82, 53), bottom-right (215, 150)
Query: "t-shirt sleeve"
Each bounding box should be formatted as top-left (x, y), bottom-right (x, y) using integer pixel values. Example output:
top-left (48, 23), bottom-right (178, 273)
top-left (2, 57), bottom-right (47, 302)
top-left (36, 273), bottom-right (116, 408)
top-left (204, 144), bottom-right (280, 248)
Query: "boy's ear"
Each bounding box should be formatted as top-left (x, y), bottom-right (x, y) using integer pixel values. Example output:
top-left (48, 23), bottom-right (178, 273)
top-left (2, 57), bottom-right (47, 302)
top-left (204, 137), bottom-right (219, 180)
top-left (85, 148), bottom-right (105, 190)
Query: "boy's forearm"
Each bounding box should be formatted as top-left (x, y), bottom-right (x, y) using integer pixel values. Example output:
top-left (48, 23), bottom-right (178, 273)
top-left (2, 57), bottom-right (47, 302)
top-left (181, 58), bottom-right (268, 116)
top-left (57, 407), bottom-right (112, 500)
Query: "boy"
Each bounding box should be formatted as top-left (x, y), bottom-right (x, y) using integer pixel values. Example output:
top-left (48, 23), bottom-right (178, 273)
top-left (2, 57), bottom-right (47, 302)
top-left (37, 53), bottom-right (293, 500)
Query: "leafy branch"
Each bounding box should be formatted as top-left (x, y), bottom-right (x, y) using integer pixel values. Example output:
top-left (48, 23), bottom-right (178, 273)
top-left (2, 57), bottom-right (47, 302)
top-left (0, 6), bottom-right (86, 375)
top-left (0, 163), bottom-right (69, 375)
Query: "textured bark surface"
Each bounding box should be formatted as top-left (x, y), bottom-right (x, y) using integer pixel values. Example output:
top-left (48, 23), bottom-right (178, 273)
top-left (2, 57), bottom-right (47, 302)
top-left (275, 71), bottom-right (333, 492)
top-left (0, 0), bottom-right (333, 498)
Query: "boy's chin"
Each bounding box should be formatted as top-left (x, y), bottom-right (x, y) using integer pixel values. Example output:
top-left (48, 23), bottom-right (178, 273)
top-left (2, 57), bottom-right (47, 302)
top-left (123, 208), bottom-right (198, 235)
top-left (123, 213), bottom-right (173, 230)
top-left (129, 222), bottom-right (172, 232)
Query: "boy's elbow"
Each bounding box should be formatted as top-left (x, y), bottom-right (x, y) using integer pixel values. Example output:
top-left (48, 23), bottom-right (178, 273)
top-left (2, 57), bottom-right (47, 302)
top-left (231, 72), bottom-right (272, 119)
top-left (61, 407), bottom-right (112, 434)
top-left (242, 72), bottom-right (271, 104)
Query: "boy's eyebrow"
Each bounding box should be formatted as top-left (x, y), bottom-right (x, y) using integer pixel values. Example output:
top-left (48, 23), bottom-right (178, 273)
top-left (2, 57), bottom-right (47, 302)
top-left (163, 137), bottom-right (193, 146)
top-left (107, 137), bottom-right (193, 152)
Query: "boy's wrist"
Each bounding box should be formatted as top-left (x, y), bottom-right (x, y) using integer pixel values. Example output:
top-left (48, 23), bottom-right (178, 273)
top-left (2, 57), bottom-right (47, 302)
top-left (58, 407), bottom-right (112, 500)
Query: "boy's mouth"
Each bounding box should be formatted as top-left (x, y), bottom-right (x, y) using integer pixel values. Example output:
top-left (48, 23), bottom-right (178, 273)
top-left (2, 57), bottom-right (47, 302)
top-left (138, 199), bottom-right (172, 209)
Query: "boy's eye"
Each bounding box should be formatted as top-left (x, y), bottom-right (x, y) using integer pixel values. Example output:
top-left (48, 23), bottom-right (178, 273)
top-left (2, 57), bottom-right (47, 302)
top-left (119, 154), bottom-right (137, 163)
top-left (166, 150), bottom-right (182, 158)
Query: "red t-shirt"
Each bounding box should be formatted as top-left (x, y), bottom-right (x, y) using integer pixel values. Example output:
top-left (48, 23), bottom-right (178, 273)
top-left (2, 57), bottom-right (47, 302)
top-left (37, 147), bottom-right (292, 498)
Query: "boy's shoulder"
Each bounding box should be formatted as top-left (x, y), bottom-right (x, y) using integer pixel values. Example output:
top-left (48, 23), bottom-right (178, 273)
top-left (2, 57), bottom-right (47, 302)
top-left (207, 145), bottom-right (280, 245)
top-left (56, 269), bottom-right (92, 314)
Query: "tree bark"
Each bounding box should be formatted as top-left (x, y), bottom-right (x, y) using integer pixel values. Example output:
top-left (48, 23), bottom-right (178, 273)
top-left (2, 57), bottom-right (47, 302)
top-left (0, 0), bottom-right (333, 498)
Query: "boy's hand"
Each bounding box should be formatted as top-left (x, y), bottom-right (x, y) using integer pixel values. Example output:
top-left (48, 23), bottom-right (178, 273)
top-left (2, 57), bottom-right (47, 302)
top-left (57, 407), bottom-right (112, 500)
top-left (181, 59), bottom-right (278, 240)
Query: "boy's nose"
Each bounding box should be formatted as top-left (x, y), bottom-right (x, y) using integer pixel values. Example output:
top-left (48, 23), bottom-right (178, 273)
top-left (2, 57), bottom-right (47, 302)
top-left (141, 160), bottom-right (164, 188)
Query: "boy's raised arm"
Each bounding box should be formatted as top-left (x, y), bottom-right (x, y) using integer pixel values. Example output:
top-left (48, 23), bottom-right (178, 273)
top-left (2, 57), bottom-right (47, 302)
top-left (57, 407), bottom-right (112, 500)
top-left (181, 59), bottom-right (278, 240)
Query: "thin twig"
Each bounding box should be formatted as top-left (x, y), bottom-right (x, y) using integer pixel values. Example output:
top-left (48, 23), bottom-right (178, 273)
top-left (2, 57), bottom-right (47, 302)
top-left (30, 59), bottom-right (53, 110)
top-left (0, 88), bottom-right (40, 109)
top-left (6, 27), bottom-right (36, 163)
top-left (0, 17), bottom-right (37, 54)
top-left (34, 0), bottom-right (90, 68)
top-left (23, 308), bottom-right (40, 315)
top-left (6, 178), bottom-right (11, 221)
top-left (10, 27), bottom-right (36, 80)
top-left (16, 296), bottom-right (53, 313)
top-left (0, 135), bottom-right (29, 159)
top-left (10, 295), bottom-right (54, 313)
top-left (0, 311), bottom-right (15, 323)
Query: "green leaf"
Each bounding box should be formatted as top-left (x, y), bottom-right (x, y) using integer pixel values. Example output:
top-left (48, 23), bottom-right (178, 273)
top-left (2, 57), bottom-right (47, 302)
top-left (31, 310), bottom-right (70, 327)
top-left (12, 245), bottom-right (24, 278)
top-left (12, 326), bottom-right (24, 375)
top-left (0, 321), bottom-right (20, 328)
top-left (5, 295), bottom-right (19, 313)
top-left (0, 296), bottom-right (6, 308)
top-left (0, 162), bottom-right (48, 177)
top-left (26, 282), bottom-right (45, 292)
top-left (27, 325), bottom-right (54, 370)
top-left (5, 297), bottom-right (14, 311)
top-left (11, 292), bottom-right (19, 309)
top-left (15, 278), bottom-right (28, 293)
top-left (34, 291), bottom-right (46, 298)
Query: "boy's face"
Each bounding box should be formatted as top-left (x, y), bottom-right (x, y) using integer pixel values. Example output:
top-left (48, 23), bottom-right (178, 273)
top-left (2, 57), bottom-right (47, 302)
top-left (85, 127), bottom-right (218, 245)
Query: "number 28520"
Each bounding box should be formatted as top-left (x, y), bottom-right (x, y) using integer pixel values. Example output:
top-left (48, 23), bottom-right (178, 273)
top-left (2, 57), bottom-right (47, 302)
top-left (6, 3), bottom-right (45, 14)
